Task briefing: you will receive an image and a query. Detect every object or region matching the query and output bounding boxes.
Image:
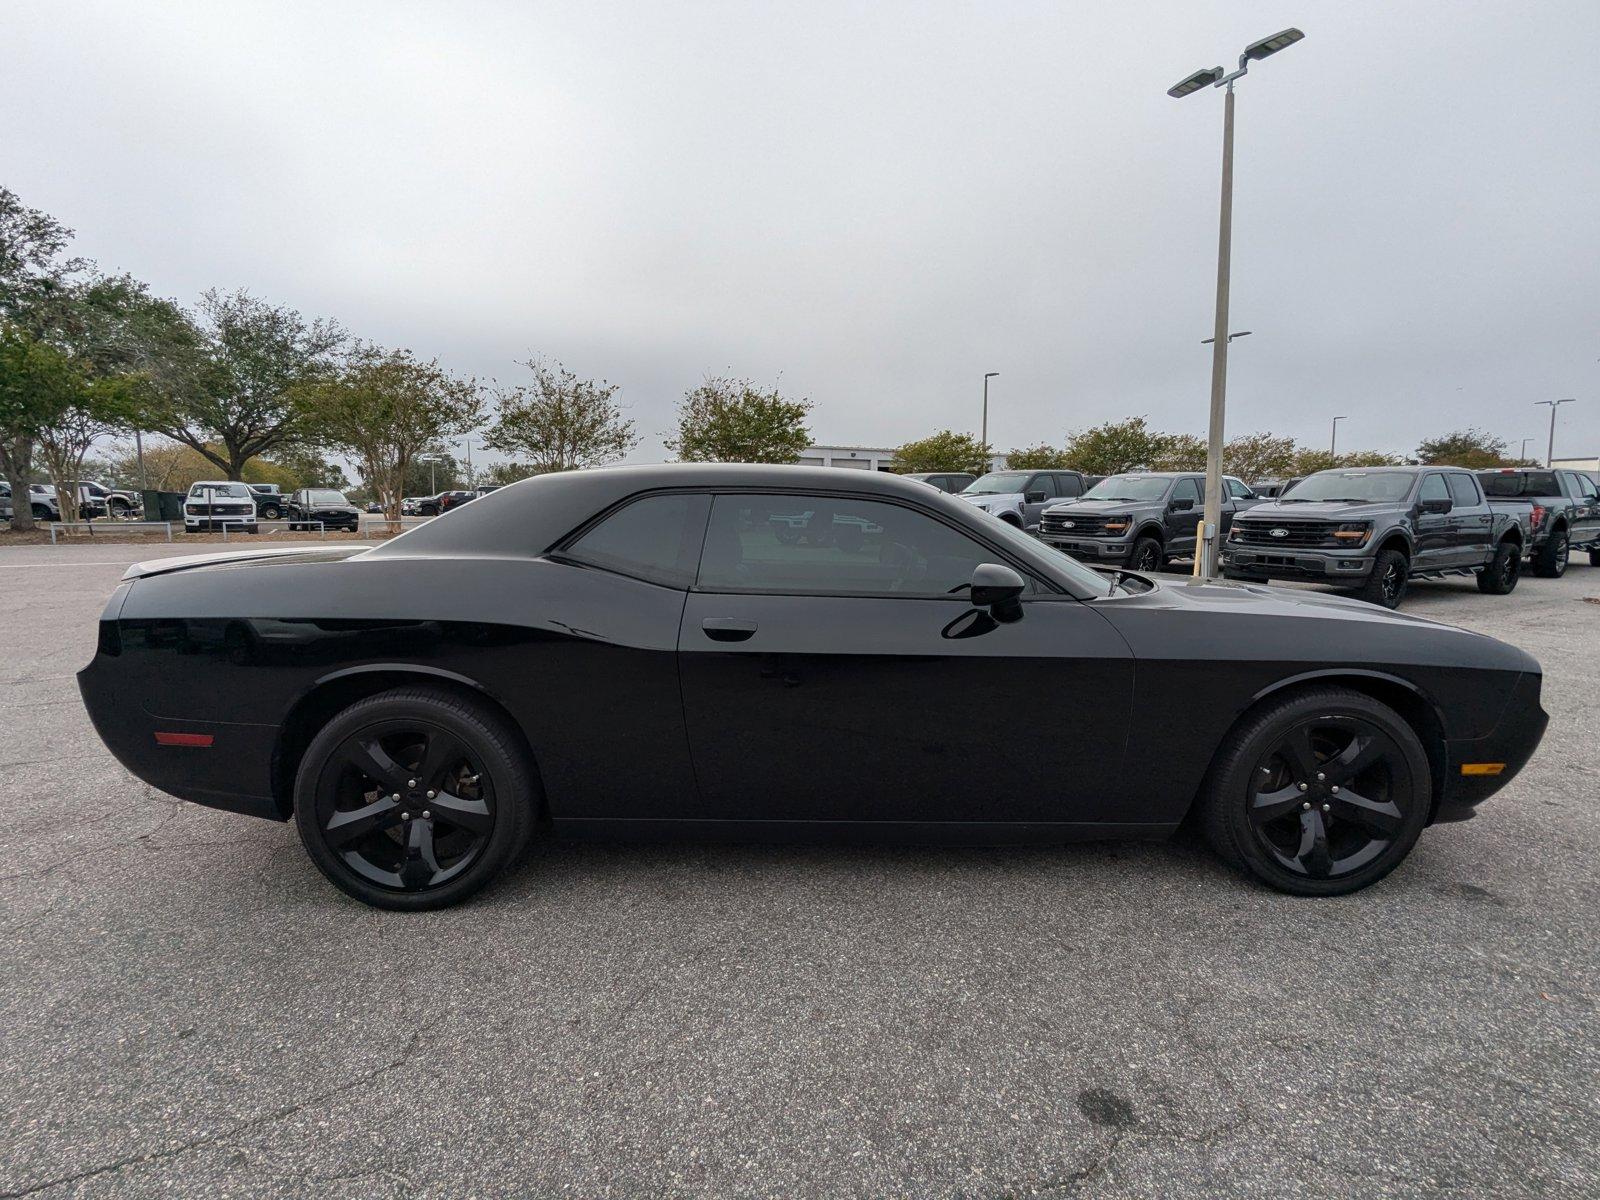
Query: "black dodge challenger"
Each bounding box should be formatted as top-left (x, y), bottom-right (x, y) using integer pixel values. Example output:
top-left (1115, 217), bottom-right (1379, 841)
top-left (79, 465), bottom-right (1547, 909)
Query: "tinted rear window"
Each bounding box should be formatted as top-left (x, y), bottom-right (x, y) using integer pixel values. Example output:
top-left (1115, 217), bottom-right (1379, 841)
top-left (565, 493), bottom-right (710, 588)
top-left (1479, 471), bottom-right (1557, 497)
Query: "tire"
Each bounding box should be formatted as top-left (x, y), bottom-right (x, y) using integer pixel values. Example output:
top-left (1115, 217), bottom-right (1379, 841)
top-left (1356, 547), bottom-right (1409, 608)
top-left (1129, 536), bottom-right (1162, 573)
top-left (261, 505), bottom-right (281, 520)
top-left (1477, 539), bottom-right (1521, 594)
top-left (294, 687), bottom-right (537, 910)
top-left (111, 501), bottom-right (130, 518)
top-left (1590, 548), bottom-right (1600, 568)
top-left (32, 505), bottom-right (51, 520)
top-left (998, 514), bottom-right (1022, 528)
top-left (1197, 686), bottom-right (1432, 896)
top-left (1531, 528), bottom-right (1569, 578)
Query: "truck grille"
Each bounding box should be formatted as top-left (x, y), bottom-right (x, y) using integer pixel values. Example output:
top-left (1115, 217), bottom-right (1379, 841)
top-left (1040, 512), bottom-right (1118, 537)
top-left (1231, 519), bottom-right (1337, 548)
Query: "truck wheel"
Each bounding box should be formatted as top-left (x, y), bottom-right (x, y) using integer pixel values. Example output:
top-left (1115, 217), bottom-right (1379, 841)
top-left (1477, 539), bottom-right (1521, 594)
top-left (261, 504), bottom-right (282, 520)
top-left (1130, 537), bottom-right (1162, 573)
top-left (1590, 548), bottom-right (1600, 568)
top-left (1357, 548), bottom-right (1409, 609)
top-left (1531, 528), bottom-right (1568, 578)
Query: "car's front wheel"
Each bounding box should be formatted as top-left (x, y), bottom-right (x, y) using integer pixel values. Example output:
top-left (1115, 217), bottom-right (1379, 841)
top-left (1356, 547), bottom-right (1409, 608)
top-left (294, 688), bottom-right (537, 910)
top-left (1197, 686), bottom-right (1431, 896)
top-left (1129, 536), bottom-right (1162, 573)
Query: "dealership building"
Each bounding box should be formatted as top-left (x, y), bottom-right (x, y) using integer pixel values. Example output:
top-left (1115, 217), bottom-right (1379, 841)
top-left (798, 444), bottom-right (1007, 472)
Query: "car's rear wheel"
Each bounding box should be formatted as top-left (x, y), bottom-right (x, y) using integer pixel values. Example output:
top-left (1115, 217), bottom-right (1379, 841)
top-left (1198, 686), bottom-right (1431, 896)
top-left (1532, 528), bottom-right (1569, 578)
top-left (294, 688), bottom-right (536, 910)
top-left (260, 504), bottom-right (282, 520)
top-left (1477, 539), bottom-right (1521, 594)
top-left (1130, 536), bottom-right (1162, 573)
top-left (1356, 547), bottom-right (1409, 608)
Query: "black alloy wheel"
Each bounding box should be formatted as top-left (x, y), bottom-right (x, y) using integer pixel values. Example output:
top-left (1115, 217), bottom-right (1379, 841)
top-left (1532, 529), bottom-right (1569, 578)
top-left (1477, 539), bottom-right (1521, 595)
top-left (1130, 537), bottom-right (1162, 573)
top-left (1198, 687), bottom-right (1430, 896)
top-left (295, 688), bottom-right (535, 909)
top-left (1358, 547), bottom-right (1409, 609)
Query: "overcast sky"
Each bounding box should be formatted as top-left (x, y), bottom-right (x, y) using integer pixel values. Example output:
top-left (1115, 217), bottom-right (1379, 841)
top-left (9, 0), bottom-right (1600, 467)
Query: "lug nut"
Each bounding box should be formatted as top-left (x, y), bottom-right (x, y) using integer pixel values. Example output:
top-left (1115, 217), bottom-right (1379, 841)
top-left (401, 811), bottom-right (410, 820)
top-left (1298, 783), bottom-right (1308, 792)
top-left (1316, 773), bottom-right (1326, 781)
top-left (427, 790), bottom-right (436, 798)
top-left (1302, 801), bottom-right (1311, 810)
top-left (1321, 804), bottom-right (1331, 813)
top-left (422, 810), bottom-right (431, 819)
top-left (408, 779), bottom-right (417, 788)
top-left (1330, 785), bottom-right (1340, 793)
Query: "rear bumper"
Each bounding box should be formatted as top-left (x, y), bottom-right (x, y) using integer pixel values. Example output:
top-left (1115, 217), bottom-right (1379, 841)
top-left (1433, 671), bottom-right (1548, 820)
top-left (1221, 548), bottom-right (1374, 581)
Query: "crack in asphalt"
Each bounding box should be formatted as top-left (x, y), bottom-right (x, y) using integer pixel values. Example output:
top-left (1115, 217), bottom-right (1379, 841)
top-left (0, 1033), bottom-right (423, 1198)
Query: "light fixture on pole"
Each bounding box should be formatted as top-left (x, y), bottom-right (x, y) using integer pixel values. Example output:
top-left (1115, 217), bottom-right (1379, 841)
top-left (1168, 27), bottom-right (1305, 579)
top-left (1199, 331), bottom-right (1252, 344)
top-left (1330, 415), bottom-right (1348, 458)
top-left (1534, 398), bottom-right (1575, 467)
top-left (981, 372), bottom-right (999, 463)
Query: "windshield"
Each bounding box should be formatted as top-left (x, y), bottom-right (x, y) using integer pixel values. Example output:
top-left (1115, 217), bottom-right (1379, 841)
top-left (190, 483), bottom-right (251, 499)
top-left (309, 490), bottom-right (349, 505)
top-left (963, 472), bottom-right (1031, 495)
top-left (1280, 471), bottom-right (1415, 503)
top-left (1082, 475), bottom-right (1172, 501)
top-left (1479, 471), bottom-right (1557, 497)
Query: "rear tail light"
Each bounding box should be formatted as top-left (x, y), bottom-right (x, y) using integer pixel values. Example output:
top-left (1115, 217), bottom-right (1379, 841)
top-left (1528, 504), bottom-right (1545, 531)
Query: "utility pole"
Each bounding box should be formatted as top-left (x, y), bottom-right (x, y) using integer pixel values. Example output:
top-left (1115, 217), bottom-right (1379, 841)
top-left (1535, 399), bottom-right (1575, 467)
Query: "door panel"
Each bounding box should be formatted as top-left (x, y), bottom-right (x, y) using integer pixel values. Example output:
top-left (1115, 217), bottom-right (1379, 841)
top-left (677, 593), bottom-right (1134, 823)
top-left (1414, 474), bottom-right (1452, 568)
top-left (1167, 479), bottom-right (1202, 552)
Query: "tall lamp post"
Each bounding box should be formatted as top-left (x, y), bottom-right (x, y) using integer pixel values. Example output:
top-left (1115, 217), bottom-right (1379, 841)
top-left (1535, 398), bottom-right (1574, 467)
top-left (1168, 27), bottom-right (1305, 578)
top-left (1330, 415), bottom-right (1347, 458)
top-left (1519, 437), bottom-right (1533, 463)
top-left (980, 372), bottom-right (999, 466)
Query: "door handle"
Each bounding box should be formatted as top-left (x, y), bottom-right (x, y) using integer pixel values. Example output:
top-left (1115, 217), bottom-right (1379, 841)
top-left (702, 617), bottom-right (757, 642)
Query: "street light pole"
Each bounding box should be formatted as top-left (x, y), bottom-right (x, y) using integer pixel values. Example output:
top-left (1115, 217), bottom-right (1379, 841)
top-left (981, 372), bottom-right (999, 465)
top-left (1519, 437), bottom-right (1532, 463)
top-left (1330, 415), bottom-right (1347, 458)
top-left (1535, 398), bottom-right (1575, 467)
top-left (1168, 27), bottom-right (1304, 579)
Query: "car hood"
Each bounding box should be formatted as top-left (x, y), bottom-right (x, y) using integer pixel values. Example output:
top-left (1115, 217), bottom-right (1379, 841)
top-left (1042, 499), bottom-right (1147, 516)
top-left (1240, 500), bottom-right (1396, 520)
top-left (960, 492), bottom-right (1022, 506)
top-left (1099, 575), bottom-right (1540, 674)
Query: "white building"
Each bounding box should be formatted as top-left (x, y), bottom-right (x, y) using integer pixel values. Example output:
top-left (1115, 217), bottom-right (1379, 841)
top-left (1551, 455), bottom-right (1599, 471)
top-left (797, 444), bottom-right (898, 471)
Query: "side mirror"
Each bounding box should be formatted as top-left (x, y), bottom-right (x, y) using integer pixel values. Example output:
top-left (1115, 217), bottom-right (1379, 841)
top-left (1419, 498), bottom-right (1452, 515)
top-left (1025, 491), bottom-right (1046, 504)
top-left (970, 563), bottom-right (1025, 622)
top-left (1169, 497), bottom-right (1195, 512)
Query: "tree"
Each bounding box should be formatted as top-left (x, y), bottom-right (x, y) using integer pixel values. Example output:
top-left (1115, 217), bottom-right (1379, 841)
top-left (1148, 432), bottom-right (1207, 471)
top-left (1416, 428), bottom-right (1510, 469)
top-left (893, 429), bottom-right (992, 474)
top-left (1060, 417), bottom-right (1173, 475)
top-left (667, 376), bottom-right (811, 463)
top-left (399, 450), bottom-right (461, 497)
top-left (301, 345), bottom-right (483, 526)
top-left (479, 461), bottom-right (537, 487)
top-left (1292, 447), bottom-right (1405, 475)
top-left (1003, 443), bottom-right (1068, 470)
top-left (1222, 432), bottom-right (1298, 482)
top-left (484, 358), bottom-right (638, 473)
top-left (141, 288), bottom-right (344, 481)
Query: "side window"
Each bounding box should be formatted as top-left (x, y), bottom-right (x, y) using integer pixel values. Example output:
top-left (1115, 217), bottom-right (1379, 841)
top-left (1170, 478), bottom-right (1200, 505)
top-left (1579, 475), bottom-right (1600, 501)
top-left (1226, 477), bottom-right (1252, 499)
top-left (1026, 475), bottom-right (1057, 500)
top-left (1447, 474), bottom-right (1481, 507)
top-left (1419, 474), bottom-right (1450, 504)
top-left (564, 493), bottom-right (710, 588)
top-left (698, 494), bottom-right (1001, 597)
top-left (1057, 474), bottom-right (1082, 497)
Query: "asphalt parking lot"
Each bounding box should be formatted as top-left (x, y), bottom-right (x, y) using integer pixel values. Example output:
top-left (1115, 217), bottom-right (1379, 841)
top-left (2, 541), bottom-right (1596, 1198)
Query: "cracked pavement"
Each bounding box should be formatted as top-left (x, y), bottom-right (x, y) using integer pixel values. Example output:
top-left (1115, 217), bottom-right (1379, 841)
top-left (2, 540), bottom-right (1597, 1198)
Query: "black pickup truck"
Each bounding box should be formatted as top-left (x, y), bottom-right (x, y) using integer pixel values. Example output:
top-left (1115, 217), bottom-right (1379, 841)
top-left (1478, 467), bottom-right (1600, 576)
top-left (1038, 471), bottom-right (1261, 571)
top-left (1222, 466), bottom-right (1527, 608)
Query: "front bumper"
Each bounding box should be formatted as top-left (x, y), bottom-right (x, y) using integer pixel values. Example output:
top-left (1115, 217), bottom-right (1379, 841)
top-left (184, 516), bottom-right (258, 531)
top-left (1434, 671), bottom-right (1548, 820)
top-left (1040, 535), bottom-right (1133, 562)
top-left (1220, 547), bottom-right (1374, 581)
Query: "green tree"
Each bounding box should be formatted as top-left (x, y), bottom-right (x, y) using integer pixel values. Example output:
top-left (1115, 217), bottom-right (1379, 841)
top-left (400, 451), bottom-right (461, 497)
top-left (667, 376), bottom-right (812, 463)
top-left (1003, 443), bottom-right (1069, 470)
top-left (1416, 428), bottom-right (1510, 469)
top-left (300, 345), bottom-right (483, 524)
top-left (1222, 432), bottom-right (1298, 482)
top-left (1059, 417), bottom-right (1172, 475)
top-left (893, 429), bottom-right (992, 474)
top-left (1148, 432), bottom-right (1208, 471)
top-left (1292, 447), bottom-right (1405, 475)
top-left (479, 461), bottom-right (537, 487)
top-left (484, 358), bottom-right (637, 473)
top-left (141, 288), bottom-right (344, 481)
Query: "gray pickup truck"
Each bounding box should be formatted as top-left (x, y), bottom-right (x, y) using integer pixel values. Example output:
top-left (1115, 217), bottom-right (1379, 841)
top-left (1477, 467), bottom-right (1600, 576)
top-left (1222, 465), bottom-right (1527, 608)
top-left (1038, 471), bottom-right (1261, 571)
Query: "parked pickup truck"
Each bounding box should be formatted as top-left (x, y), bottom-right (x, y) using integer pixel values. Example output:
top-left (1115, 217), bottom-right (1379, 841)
top-left (1477, 467), bottom-right (1600, 576)
top-left (1038, 471), bottom-right (1260, 571)
top-left (959, 469), bottom-right (1099, 532)
top-left (1221, 466), bottom-right (1527, 608)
